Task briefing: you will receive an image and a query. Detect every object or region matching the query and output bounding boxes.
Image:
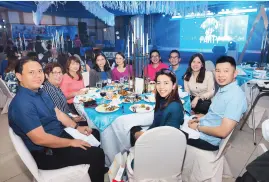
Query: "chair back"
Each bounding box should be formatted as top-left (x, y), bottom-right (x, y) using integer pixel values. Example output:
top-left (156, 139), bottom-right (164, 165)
top-left (134, 126), bottom-right (186, 181)
top-left (0, 78), bottom-right (13, 98)
top-left (9, 127), bottom-right (39, 180)
top-left (82, 72), bottom-right (89, 87)
top-left (215, 129), bottom-right (234, 161)
top-left (205, 60), bottom-right (215, 72)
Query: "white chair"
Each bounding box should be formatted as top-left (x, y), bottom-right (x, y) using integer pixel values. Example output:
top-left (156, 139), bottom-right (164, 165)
top-left (205, 60), bottom-right (215, 73)
top-left (126, 126), bottom-right (187, 182)
top-left (182, 130), bottom-right (234, 182)
top-left (0, 78), bottom-right (14, 114)
top-left (82, 72), bottom-right (90, 87)
top-left (8, 127), bottom-right (91, 182)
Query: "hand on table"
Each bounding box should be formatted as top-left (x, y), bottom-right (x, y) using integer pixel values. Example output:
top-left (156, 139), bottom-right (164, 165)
top-left (77, 126), bottom-right (92, 136)
top-left (70, 139), bottom-right (91, 150)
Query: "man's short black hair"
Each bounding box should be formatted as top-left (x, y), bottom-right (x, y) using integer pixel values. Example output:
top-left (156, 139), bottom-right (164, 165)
top-left (15, 57), bottom-right (41, 74)
top-left (216, 56), bottom-right (236, 69)
top-left (169, 50), bottom-right (180, 58)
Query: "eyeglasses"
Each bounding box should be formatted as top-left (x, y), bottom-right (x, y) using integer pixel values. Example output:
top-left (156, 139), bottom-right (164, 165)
top-left (51, 71), bottom-right (63, 76)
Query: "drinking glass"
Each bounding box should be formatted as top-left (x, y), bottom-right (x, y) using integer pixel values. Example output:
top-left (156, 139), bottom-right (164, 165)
top-left (102, 80), bottom-right (108, 87)
top-left (124, 76), bottom-right (129, 84)
top-left (120, 77), bottom-right (124, 85)
top-left (107, 78), bottom-right (112, 86)
top-left (96, 81), bottom-right (102, 89)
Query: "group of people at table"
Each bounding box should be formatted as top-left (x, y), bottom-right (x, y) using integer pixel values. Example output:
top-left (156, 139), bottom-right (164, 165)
top-left (7, 47), bottom-right (251, 181)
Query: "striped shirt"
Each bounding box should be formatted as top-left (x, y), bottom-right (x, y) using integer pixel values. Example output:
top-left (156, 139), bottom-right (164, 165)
top-left (42, 81), bottom-right (71, 114)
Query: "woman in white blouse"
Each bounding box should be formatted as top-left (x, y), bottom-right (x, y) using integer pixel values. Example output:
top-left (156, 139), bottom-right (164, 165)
top-left (183, 53), bottom-right (215, 114)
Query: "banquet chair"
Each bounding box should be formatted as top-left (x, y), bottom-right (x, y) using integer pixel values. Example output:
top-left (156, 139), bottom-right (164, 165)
top-left (126, 126), bottom-right (187, 182)
top-left (82, 71), bottom-right (89, 87)
top-left (205, 60), bottom-right (215, 73)
top-left (9, 127), bottom-right (91, 182)
top-left (0, 78), bottom-right (14, 114)
top-left (182, 130), bottom-right (234, 182)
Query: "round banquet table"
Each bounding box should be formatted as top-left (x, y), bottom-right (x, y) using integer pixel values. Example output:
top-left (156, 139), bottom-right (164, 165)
top-left (74, 89), bottom-right (191, 165)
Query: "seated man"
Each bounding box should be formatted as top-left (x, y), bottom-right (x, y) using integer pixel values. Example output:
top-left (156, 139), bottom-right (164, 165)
top-left (9, 57), bottom-right (106, 182)
top-left (168, 49), bottom-right (185, 87)
top-left (188, 56), bottom-right (247, 151)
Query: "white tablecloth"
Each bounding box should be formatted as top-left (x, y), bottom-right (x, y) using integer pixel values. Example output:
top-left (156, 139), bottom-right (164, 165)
top-left (74, 102), bottom-right (154, 165)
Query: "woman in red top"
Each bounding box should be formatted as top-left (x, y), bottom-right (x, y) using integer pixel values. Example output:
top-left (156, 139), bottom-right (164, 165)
top-left (145, 50), bottom-right (168, 81)
top-left (60, 56), bottom-right (86, 113)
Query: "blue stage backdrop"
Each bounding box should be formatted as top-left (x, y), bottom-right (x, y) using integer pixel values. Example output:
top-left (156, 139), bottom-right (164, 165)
top-left (11, 24), bottom-right (78, 40)
top-left (179, 15), bottom-right (249, 52)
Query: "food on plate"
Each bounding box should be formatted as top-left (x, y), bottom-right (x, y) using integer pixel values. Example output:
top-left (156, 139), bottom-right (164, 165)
top-left (255, 67), bottom-right (264, 70)
top-left (123, 95), bottom-right (142, 103)
top-left (140, 104), bottom-right (145, 108)
top-left (79, 97), bottom-right (94, 103)
top-left (118, 89), bottom-right (128, 96)
top-left (146, 106), bottom-right (150, 110)
top-left (105, 105), bottom-right (119, 111)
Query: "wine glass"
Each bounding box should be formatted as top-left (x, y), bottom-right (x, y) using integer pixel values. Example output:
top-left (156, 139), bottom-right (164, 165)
top-left (102, 80), bottom-right (108, 87)
top-left (120, 77), bottom-right (124, 85)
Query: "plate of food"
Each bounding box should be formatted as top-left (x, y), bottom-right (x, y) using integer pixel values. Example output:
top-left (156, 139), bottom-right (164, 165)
top-left (104, 93), bottom-right (121, 100)
top-left (78, 96), bottom-right (95, 103)
top-left (122, 95), bottom-right (142, 103)
top-left (95, 104), bottom-right (120, 113)
top-left (129, 104), bottom-right (154, 113)
top-left (144, 95), bottom-right (156, 103)
top-left (118, 89), bottom-right (129, 96)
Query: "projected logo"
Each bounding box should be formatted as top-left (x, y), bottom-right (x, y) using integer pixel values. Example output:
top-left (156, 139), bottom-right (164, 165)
top-left (200, 17), bottom-right (222, 44)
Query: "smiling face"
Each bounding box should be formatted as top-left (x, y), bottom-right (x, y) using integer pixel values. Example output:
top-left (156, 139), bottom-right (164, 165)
top-left (150, 51), bottom-right (161, 64)
top-left (16, 61), bottom-right (44, 91)
top-left (68, 60), bottom-right (80, 73)
top-left (156, 74), bottom-right (174, 98)
top-left (169, 52), bottom-right (181, 66)
top-left (115, 54), bottom-right (125, 66)
top-left (46, 67), bottom-right (63, 87)
top-left (96, 55), bottom-right (106, 69)
top-left (191, 56), bottom-right (203, 72)
top-left (215, 62), bottom-right (237, 87)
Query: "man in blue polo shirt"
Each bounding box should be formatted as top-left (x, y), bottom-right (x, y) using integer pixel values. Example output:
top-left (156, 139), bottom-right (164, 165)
top-left (168, 50), bottom-right (186, 87)
top-left (188, 56), bottom-right (247, 151)
top-left (8, 57), bottom-right (106, 182)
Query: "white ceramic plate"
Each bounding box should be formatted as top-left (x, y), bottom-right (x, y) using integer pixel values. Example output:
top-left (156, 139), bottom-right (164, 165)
top-left (144, 95), bottom-right (156, 103)
top-left (95, 104), bottom-right (119, 113)
top-left (129, 104), bottom-right (154, 113)
top-left (104, 94), bottom-right (121, 100)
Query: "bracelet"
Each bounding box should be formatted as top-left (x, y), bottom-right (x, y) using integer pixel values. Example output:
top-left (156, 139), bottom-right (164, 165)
top-left (74, 123), bottom-right (79, 129)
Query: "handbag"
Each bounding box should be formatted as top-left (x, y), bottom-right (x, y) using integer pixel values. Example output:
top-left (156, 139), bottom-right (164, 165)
top-left (190, 96), bottom-right (211, 114)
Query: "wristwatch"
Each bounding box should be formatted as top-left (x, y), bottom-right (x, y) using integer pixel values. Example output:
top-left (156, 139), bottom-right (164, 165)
top-left (74, 123), bottom-right (79, 129)
top-left (197, 124), bottom-right (200, 132)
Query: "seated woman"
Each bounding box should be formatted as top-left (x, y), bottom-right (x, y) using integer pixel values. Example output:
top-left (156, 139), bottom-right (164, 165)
top-left (60, 56), bottom-right (87, 114)
top-left (3, 55), bottom-right (18, 94)
top-left (144, 50), bottom-right (168, 81)
top-left (89, 52), bottom-right (112, 87)
top-left (183, 53), bottom-right (215, 114)
top-left (112, 52), bottom-right (132, 81)
top-left (130, 68), bottom-right (184, 146)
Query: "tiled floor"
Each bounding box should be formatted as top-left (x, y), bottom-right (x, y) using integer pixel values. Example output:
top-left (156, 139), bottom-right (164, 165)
top-left (0, 113), bottom-right (268, 182)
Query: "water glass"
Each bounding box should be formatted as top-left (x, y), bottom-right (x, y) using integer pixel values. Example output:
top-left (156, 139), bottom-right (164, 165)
top-left (96, 81), bottom-right (102, 89)
top-left (107, 79), bottom-right (112, 85)
top-left (120, 77), bottom-right (124, 85)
